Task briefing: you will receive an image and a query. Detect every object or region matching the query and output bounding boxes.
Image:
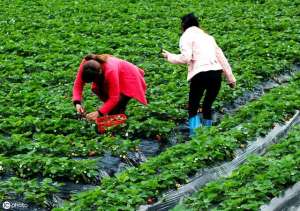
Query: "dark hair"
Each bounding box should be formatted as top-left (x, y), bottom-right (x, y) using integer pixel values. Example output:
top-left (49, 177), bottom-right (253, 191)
top-left (82, 61), bottom-right (102, 83)
top-left (181, 13), bottom-right (199, 31)
top-left (82, 68), bottom-right (98, 83)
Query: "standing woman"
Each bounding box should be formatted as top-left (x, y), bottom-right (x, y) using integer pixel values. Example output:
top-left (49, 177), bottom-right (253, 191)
top-left (162, 13), bottom-right (236, 136)
top-left (73, 54), bottom-right (147, 121)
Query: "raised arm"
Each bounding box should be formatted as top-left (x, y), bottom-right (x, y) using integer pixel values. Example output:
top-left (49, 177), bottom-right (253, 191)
top-left (164, 33), bottom-right (193, 64)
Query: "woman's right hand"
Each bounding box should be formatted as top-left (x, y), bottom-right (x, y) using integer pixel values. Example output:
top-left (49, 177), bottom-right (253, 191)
top-left (161, 49), bottom-right (170, 59)
top-left (76, 104), bottom-right (85, 114)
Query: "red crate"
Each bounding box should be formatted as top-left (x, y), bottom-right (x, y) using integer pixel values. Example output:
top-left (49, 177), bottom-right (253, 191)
top-left (96, 114), bottom-right (127, 134)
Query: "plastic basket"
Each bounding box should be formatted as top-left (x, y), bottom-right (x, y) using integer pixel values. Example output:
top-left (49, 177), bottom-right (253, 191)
top-left (96, 114), bottom-right (127, 134)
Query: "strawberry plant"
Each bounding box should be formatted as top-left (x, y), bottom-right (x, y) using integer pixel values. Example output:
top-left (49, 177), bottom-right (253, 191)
top-left (0, 177), bottom-right (63, 208)
top-left (0, 154), bottom-right (99, 183)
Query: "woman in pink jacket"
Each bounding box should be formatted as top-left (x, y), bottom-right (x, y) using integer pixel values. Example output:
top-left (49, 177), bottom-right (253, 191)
top-left (72, 54), bottom-right (147, 121)
top-left (162, 13), bottom-right (236, 136)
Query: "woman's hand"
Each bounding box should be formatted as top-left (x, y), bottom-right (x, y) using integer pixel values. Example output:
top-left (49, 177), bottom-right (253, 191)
top-left (161, 49), bottom-right (170, 59)
top-left (76, 104), bottom-right (85, 114)
top-left (86, 111), bottom-right (99, 121)
top-left (229, 82), bottom-right (236, 88)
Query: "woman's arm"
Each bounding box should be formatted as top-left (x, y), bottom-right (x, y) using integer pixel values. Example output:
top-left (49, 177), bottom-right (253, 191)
top-left (163, 33), bottom-right (193, 64)
top-left (72, 59), bottom-right (86, 104)
top-left (215, 45), bottom-right (236, 84)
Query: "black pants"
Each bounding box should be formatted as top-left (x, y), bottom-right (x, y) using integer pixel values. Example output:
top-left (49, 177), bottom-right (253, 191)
top-left (108, 94), bottom-right (131, 115)
top-left (188, 70), bottom-right (222, 119)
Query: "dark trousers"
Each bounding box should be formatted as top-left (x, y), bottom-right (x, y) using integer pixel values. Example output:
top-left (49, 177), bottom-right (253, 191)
top-left (188, 70), bottom-right (222, 119)
top-left (108, 94), bottom-right (131, 115)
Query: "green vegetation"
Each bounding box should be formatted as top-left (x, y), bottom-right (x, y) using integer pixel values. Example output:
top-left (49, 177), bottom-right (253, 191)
top-left (0, 0), bottom-right (299, 140)
top-left (0, 0), bottom-right (299, 209)
top-left (0, 177), bottom-right (62, 208)
top-left (0, 154), bottom-right (99, 183)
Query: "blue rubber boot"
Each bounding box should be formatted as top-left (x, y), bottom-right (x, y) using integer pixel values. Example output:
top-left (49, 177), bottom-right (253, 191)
top-left (203, 119), bottom-right (213, 127)
top-left (189, 115), bottom-right (201, 137)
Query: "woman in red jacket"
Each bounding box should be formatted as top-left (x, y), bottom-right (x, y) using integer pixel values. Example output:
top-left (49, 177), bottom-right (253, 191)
top-left (72, 54), bottom-right (147, 121)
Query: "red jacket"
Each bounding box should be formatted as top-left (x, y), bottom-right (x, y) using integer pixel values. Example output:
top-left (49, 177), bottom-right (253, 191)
top-left (73, 56), bottom-right (147, 114)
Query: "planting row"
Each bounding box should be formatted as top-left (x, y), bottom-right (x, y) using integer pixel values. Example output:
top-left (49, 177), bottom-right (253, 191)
top-left (0, 154), bottom-right (99, 183)
top-left (0, 133), bottom-right (139, 158)
top-left (174, 124), bottom-right (300, 210)
top-left (0, 177), bottom-right (62, 208)
top-left (53, 74), bottom-right (300, 210)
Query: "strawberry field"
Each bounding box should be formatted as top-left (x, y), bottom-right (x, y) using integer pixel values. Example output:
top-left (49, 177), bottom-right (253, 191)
top-left (0, 0), bottom-right (299, 210)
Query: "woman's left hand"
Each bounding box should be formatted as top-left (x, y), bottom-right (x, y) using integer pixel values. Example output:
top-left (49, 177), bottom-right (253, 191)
top-left (86, 111), bottom-right (99, 121)
top-left (229, 82), bottom-right (236, 88)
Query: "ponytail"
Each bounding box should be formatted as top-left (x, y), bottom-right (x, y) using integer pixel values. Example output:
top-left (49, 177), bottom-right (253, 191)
top-left (95, 54), bottom-right (111, 63)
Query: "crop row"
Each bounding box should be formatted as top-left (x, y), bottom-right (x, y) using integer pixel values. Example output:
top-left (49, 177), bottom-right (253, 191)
top-left (175, 124), bottom-right (300, 210)
top-left (0, 177), bottom-right (62, 208)
top-left (0, 154), bottom-right (99, 183)
top-left (0, 133), bottom-right (139, 158)
top-left (53, 74), bottom-right (300, 210)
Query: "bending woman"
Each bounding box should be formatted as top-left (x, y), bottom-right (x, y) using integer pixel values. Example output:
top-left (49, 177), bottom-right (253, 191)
top-left (162, 13), bottom-right (236, 136)
top-left (72, 54), bottom-right (147, 121)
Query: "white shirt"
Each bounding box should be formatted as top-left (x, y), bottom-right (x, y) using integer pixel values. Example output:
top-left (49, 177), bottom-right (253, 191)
top-left (166, 26), bottom-right (236, 83)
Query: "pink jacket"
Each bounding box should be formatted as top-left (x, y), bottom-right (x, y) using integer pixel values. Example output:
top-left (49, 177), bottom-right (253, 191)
top-left (73, 56), bottom-right (147, 115)
top-left (166, 26), bottom-right (236, 83)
